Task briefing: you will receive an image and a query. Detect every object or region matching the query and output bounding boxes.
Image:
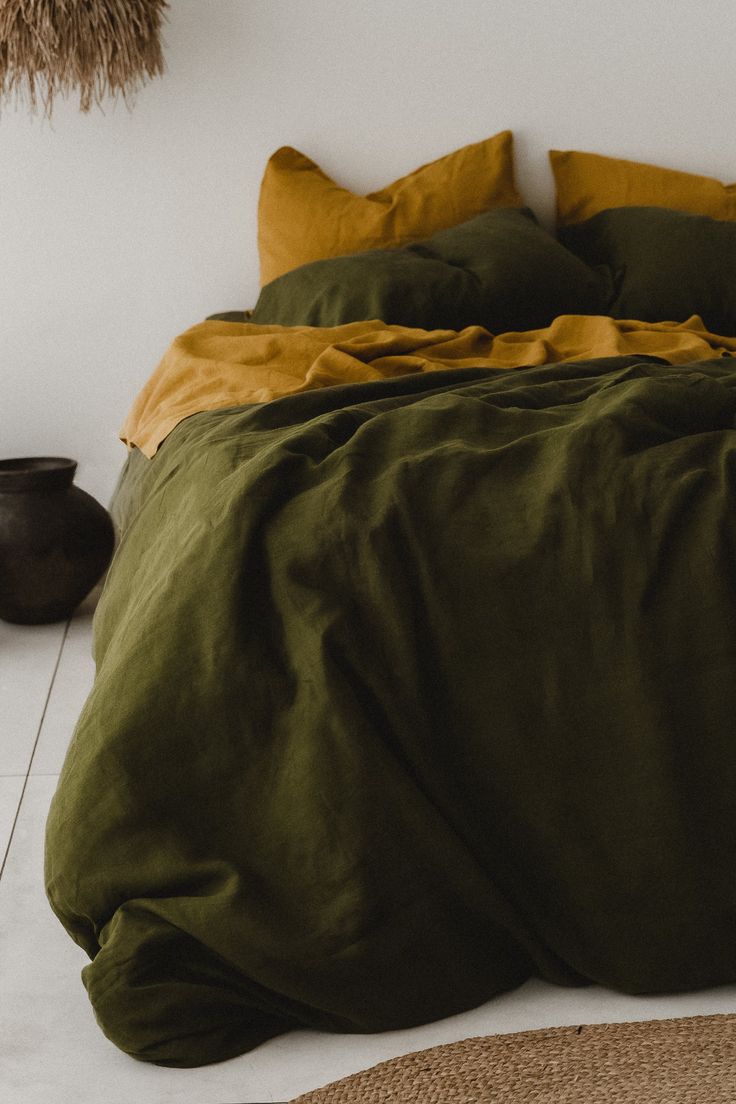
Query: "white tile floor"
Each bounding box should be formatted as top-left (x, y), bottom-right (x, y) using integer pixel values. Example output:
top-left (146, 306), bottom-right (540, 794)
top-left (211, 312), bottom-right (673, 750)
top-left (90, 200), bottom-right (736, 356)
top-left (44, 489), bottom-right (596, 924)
top-left (3, 595), bottom-right (736, 1104)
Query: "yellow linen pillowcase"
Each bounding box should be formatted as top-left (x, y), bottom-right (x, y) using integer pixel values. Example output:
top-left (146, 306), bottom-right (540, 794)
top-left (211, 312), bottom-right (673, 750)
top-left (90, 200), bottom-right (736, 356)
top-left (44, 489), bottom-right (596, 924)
top-left (550, 148), bottom-right (736, 225)
top-left (258, 131), bottom-right (522, 285)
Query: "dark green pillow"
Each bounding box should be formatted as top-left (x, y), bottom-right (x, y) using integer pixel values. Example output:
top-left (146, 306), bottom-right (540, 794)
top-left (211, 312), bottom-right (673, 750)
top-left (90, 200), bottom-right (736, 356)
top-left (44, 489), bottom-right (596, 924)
top-left (559, 206), bottom-right (736, 335)
top-left (250, 207), bottom-right (606, 333)
top-left (205, 310), bottom-right (251, 323)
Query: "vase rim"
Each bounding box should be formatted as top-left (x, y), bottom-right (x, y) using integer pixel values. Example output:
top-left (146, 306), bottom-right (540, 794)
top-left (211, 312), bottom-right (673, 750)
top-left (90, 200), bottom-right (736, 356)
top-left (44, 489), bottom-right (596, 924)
top-left (0, 457), bottom-right (77, 492)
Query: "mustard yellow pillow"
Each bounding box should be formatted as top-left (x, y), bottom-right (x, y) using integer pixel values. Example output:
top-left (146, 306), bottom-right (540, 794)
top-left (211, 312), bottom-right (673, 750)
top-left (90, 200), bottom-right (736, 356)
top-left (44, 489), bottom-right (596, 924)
top-left (550, 148), bottom-right (736, 226)
top-left (258, 131), bottom-right (522, 285)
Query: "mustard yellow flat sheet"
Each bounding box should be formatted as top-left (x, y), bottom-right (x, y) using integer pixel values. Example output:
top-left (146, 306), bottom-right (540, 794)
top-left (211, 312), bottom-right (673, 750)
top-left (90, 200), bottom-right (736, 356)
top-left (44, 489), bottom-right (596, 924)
top-left (122, 315), bottom-right (736, 458)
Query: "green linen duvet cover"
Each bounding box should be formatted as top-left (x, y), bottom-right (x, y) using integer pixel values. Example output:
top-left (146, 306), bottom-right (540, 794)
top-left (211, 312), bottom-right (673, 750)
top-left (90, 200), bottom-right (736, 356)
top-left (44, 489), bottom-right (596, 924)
top-left (46, 355), bottom-right (736, 1067)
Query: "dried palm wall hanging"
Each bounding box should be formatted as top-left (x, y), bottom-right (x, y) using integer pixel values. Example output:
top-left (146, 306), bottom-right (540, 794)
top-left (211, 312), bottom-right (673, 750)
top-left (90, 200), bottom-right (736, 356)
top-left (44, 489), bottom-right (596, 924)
top-left (0, 0), bottom-right (169, 115)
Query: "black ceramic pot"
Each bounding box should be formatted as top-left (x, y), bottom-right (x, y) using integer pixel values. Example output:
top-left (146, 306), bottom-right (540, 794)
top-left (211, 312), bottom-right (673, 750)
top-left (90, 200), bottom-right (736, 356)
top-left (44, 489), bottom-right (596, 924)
top-left (0, 457), bottom-right (115, 625)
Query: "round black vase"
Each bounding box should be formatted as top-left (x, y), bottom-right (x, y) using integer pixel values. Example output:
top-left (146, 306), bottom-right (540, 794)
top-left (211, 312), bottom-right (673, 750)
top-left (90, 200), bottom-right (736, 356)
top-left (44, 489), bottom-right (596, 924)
top-left (0, 457), bottom-right (115, 625)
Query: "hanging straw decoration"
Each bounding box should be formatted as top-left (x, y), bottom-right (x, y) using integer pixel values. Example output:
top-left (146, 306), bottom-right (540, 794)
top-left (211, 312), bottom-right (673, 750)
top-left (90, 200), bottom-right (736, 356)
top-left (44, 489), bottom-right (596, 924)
top-left (0, 0), bottom-right (169, 115)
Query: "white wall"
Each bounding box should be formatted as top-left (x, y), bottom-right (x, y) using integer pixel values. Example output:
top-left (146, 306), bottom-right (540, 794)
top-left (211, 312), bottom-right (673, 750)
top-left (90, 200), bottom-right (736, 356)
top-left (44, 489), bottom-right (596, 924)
top-left (2, 0), bottom-right (736, 502)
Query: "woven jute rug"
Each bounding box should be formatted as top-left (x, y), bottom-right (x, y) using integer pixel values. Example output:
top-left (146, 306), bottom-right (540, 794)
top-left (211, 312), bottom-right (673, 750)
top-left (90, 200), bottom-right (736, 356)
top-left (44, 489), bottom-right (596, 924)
top-left (289, 1012), bottom-right (736, 1103)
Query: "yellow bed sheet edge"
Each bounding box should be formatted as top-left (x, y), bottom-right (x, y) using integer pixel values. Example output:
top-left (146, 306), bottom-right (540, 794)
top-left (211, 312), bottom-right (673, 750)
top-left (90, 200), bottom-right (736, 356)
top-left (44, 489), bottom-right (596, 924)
top-left (122, 315), bottom-right (736, 459)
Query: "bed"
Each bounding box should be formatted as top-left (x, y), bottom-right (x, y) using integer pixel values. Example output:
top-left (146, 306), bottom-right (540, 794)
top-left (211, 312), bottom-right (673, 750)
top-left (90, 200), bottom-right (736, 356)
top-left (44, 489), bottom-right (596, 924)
top-left (44, 133), bottom-right (736, 1068)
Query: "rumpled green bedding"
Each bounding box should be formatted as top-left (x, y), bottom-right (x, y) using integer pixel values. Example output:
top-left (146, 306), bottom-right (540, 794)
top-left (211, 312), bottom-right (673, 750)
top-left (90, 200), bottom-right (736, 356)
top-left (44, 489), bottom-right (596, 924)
top-left (46, 355), bottom-right (736, 1067)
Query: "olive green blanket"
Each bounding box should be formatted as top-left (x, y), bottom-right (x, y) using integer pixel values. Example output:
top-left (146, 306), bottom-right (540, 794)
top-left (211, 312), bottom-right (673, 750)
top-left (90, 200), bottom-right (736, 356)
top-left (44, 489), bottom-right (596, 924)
top-left (46, 355), bottom-right (736, 1067)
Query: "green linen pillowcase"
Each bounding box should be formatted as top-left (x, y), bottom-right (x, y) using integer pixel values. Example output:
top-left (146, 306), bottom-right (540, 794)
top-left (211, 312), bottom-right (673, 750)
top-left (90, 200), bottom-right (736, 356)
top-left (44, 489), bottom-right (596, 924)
top-left (250, 207), bottom-right (606, 334)
top-left (559, 206), bottom-right (736, 335)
